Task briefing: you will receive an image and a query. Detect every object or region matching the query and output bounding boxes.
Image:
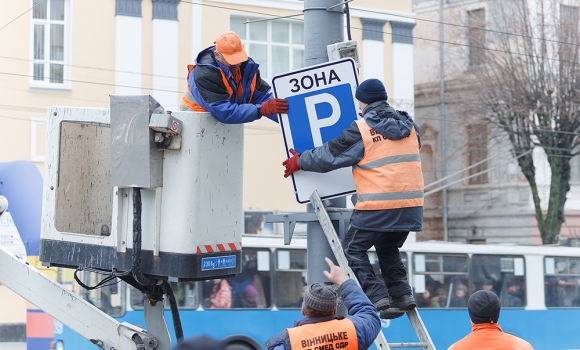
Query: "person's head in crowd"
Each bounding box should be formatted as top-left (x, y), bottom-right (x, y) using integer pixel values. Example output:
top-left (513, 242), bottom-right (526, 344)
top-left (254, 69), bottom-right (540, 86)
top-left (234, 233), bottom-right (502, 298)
top-left (482, 279), bottom-right (494, 291)
top-left (243, 284), bottom-right (259, 307)
top-left (301, 283), bottom-right (338, 317)
top-left (468, 290), bottom-right (501, 324)
top-left (436, 286), bottom-right (448, 300)
top-left (173, 335), bottom-right (226, 350)
top-left (455, 284), bottom-right (468, 299)
top-left (570, 262), bottom-right (579, 274)
top-left (245, 212), bottom-right (265, 234)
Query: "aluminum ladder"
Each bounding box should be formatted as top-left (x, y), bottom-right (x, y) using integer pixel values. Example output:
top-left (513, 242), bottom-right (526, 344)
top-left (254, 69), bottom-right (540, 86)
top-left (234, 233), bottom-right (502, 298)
top-left (310, 190), bottom-right (436, 350)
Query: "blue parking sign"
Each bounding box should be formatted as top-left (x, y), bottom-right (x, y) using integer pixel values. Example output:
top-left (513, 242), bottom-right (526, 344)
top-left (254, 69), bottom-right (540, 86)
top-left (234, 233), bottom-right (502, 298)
top-left (272, 58), bottom-right (359, 204)
top-left (286, 83), bottom-right (358, 153)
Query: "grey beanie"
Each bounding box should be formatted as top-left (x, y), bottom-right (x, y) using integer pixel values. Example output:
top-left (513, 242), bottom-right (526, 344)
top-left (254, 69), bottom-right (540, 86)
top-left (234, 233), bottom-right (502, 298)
top-left (303, 283), bottom-right (338, 312)
top-left (355, 79), bottom-right (388, 104)
top-left (468, 290), bottom-right (501, 324)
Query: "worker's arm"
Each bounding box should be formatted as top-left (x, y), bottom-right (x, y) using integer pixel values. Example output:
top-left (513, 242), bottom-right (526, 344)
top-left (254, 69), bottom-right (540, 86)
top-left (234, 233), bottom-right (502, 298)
top-left (250, 72), bottom-right (280, 123)
top-left (298, 121), bottom-right (364, 173)
top-left (192, 70), bottom-right (263, 124)
top-left (340, 280), bottom-right (381, 350)
top-left (324, 258), bottom-right (381, 350)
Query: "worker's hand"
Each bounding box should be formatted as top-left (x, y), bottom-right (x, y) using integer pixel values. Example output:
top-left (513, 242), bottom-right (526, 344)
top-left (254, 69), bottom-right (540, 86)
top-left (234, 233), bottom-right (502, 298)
top-left (261, 98), bottom-right (288, 116)
top-left (282, 148), bottom-right (300, 178)
top-left (323, 257), bottom-right (348, 286)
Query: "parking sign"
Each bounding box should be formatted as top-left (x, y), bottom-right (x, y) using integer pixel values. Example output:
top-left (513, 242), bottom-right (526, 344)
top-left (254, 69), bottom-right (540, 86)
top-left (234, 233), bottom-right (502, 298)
top-left (272, 58), bottom-right (359, 204)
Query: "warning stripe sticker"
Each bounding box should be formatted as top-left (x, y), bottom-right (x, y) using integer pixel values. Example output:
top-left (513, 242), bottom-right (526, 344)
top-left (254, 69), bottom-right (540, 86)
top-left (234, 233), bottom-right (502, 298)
top-left (196, 242), bottom-right (242, 254)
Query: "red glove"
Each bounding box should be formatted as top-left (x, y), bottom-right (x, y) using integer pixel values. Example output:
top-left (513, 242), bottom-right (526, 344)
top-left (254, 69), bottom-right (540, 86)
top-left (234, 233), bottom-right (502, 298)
top-left (283, 148), bottom-right (300, 178)
top-left (261, 98), bottom-right (288, 116)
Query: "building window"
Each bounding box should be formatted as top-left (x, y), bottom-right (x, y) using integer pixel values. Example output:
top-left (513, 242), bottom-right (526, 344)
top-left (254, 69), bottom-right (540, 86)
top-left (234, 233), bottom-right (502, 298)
top-left (231, 17), bottom-right (305, 82)
top-left (31, 0), bottom-right (70, 88)
top-left (467, 8), bottom-right (485, 67)
top-left (561, 5), bottom-right (579, 31)
top-left (116, 0), bottom-right (142, 17)
top-left (152, 0), bottom-right (178, 20)
top-left (467, 125), bottom-right (488, 184)
top-left (412, 253), bottom-right (469, 309)
top-left (544, 257), bottom-right (580, 307)
top-left (560, 5), bottom-right (579, 59)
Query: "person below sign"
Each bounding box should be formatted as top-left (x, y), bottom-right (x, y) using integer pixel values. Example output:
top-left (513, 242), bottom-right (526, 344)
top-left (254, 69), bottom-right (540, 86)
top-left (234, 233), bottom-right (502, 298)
top-left (180, 31), bottom-right (288, 124)
top-left (282, 78), bottom-right (424, 319)
top-left (265, 257), bottom-right (381, 350)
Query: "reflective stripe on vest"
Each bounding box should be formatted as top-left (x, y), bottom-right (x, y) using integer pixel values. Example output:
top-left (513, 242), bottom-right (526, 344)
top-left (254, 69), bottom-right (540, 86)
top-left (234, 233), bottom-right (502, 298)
top-left (353, 120), bottom-right (424, 210)
top-left (287, 319), bottom-right (358, 350)
top-left (181, 64), bottom-right (258, 112)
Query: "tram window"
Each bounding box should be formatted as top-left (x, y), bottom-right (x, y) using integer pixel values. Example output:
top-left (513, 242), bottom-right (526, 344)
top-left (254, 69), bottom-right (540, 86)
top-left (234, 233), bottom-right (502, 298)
top-left (544, 257), bottom-right (580, 307)
top-left (80, 272), bottom-right (125, 317)
top-left (472, 255), bottom-right (526, 308)
top-left (275, 249), bottom-right (307, 308)
top-left (368, 252), bottom-right (408, 279)
top-left (201, 248), bottom-right (271, 309)
top-left (130, 281), bottom-right (198, 310)
top-left (412, 254), bottom-right (469, 308)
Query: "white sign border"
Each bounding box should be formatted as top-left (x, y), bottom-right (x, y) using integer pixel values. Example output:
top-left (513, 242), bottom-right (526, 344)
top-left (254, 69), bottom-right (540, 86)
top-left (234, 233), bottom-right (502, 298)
top-left (272, 58), bottom-right (360, 204)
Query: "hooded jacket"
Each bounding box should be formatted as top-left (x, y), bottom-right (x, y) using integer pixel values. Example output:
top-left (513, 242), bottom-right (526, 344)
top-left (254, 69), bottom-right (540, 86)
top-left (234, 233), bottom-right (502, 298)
top-left (265, 279), bottom-right (381, 350)
top-left (297, 101), bottom-right (423, 232)
top-left (448, 323), bottom-right (534, 350)
top-left (180, 45), bottom-right (276, 124)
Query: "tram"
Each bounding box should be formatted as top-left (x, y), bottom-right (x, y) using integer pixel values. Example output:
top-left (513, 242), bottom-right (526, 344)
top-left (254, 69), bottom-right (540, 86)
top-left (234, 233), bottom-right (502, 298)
top-left (52, 234), bottom-right (580, 350)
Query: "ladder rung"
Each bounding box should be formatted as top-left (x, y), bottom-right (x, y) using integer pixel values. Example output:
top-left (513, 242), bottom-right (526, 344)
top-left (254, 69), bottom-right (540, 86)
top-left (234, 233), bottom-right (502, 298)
top-left (388, 343), bottom-right (428, 348)
top-left (309, 190), bottom-right (436, 350)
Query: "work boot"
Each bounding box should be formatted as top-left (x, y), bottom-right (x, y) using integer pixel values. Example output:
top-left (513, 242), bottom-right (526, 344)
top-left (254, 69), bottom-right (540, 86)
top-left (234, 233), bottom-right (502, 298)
top-left (390, 294), bottom-right (417, 311)
top-left (379, 309), bottom-right (405, 320)
top-left (373, 297), bottom-right (391, 312)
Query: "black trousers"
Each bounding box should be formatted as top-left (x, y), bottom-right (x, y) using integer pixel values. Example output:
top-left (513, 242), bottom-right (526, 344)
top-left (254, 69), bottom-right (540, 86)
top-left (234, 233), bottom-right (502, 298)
top-left (342, 227), bottom-right (412, 303)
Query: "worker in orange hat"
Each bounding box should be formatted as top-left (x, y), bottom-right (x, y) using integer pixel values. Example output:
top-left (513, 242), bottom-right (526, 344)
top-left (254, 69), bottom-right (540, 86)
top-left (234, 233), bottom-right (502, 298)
top-left (181, 31), bottom-right (288, 124)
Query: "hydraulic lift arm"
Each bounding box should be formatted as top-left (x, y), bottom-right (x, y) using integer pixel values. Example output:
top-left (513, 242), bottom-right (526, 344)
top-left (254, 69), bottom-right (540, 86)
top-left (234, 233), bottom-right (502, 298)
top-left (0, 244), bottom-right (159, 350)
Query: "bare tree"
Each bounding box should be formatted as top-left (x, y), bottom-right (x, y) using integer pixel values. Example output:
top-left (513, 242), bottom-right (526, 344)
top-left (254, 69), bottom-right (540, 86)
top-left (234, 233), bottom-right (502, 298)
top-left (464, 0), bottom-right (580, 244)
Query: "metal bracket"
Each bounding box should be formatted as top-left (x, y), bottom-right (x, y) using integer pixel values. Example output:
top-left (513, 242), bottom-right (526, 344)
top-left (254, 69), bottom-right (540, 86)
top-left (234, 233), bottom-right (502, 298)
top-left (118, 323), bottom-right (158, 349)
top-left (265, 209), bottom-right (352, 245)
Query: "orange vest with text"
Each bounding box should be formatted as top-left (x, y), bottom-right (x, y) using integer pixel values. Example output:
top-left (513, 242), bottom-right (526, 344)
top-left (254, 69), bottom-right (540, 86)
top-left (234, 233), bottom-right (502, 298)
top-left (181, 64), bottom-right (257, 112)
top-left (287, 319), bottom-right (358, 350)
top-left (353, 119), bottom-right (424, 210)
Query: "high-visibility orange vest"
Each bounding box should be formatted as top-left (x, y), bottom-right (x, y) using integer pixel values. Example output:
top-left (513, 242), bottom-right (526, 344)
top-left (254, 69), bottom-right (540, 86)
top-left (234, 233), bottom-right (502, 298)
top-left (287, 319), bottom-right (358, 350)
top-left (353, 119), bottom-right (424, 210)
top-left (181, 64), bottom-right (257, 112)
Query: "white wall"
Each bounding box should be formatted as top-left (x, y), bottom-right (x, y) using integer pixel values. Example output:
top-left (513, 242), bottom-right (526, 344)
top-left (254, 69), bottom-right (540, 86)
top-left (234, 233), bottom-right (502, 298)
top-left (392, 42), bottom-right (414, 115)
top-left (152, 19), bottom-right (179, 110)
top-left (190, 0), bottom-right (202, 62)
top-left (362, 40), bottom-right (384, 81)
top-left (115, 16), bottom-right (142, 94)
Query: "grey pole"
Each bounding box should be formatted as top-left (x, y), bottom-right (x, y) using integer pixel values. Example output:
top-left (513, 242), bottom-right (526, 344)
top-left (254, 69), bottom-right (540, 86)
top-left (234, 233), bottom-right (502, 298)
top-left (439, 0), bottom-right (448, 241)
top-left (303, 0), bottom-right (346, 285)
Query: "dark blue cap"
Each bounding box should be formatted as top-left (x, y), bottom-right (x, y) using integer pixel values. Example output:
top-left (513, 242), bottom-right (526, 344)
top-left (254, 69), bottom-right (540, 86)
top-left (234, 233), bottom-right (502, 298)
top-left (468, 290), bottom-right (501, 324)
top-left (355, 79), bottom-right (388, 104)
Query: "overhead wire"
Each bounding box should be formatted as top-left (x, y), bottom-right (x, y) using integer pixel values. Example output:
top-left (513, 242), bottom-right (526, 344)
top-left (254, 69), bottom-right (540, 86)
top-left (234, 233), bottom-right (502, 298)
top-left (0, 71), bottom-right (180, 94)
top-left (0, 1), bottom-right (578, 157)
top-left (0, 55), bottom-right (182, 80)
top-left (0, 0), bottom-right (46, 31)
top-left (0, 1), bottom-right (578, 80)
top-left (353, 5), bottom-right (580, 48)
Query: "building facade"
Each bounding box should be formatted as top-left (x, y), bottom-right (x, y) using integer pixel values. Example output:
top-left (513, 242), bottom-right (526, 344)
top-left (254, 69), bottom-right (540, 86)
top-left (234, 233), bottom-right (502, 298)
top-left (0, 0), bottom-right (416, 343)
top-left (413, 0), bottom-right (580, 245)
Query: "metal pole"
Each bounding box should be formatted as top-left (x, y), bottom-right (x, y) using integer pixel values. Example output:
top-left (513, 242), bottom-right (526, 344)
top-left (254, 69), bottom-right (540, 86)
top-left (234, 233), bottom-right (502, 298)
top-left (439, 0), bottom-right (448, 241)
top-left (303, 0), bottom-right (345, 285)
